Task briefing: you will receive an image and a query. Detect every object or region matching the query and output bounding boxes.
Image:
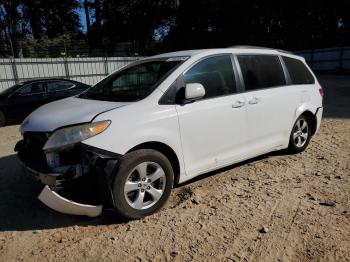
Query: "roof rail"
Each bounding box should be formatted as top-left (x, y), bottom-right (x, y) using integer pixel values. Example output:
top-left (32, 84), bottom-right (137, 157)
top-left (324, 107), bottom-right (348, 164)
top-left (228, 45), bottom-right (292, 54)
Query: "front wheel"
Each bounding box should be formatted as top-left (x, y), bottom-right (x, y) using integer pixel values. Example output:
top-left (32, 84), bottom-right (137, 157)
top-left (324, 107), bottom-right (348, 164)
top-left (288, 115), bottom-right (311, 153)
top-left (112, 149), bottom-right (174, 219)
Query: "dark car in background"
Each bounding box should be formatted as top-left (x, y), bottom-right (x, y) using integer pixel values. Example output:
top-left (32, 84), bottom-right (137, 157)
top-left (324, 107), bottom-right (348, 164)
top-left (0, 78), bottom-right (90, 126)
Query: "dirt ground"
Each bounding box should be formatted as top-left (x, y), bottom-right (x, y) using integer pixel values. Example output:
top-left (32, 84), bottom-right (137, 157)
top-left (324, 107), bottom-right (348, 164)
top-left (0, 75), bottom-right (349, 261)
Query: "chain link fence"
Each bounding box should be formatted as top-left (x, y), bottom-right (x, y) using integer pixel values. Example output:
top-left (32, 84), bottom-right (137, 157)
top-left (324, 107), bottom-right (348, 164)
top-left (1, 41), bottom-right (349, 91)
top-left (0, 39), bottom-right (141, 91)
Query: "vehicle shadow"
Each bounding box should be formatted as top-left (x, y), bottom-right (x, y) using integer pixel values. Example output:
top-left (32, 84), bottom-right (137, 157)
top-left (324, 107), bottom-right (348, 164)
top-left (0, 121), bottom-right (22, 128)
top-left (0, 154), bottom-right (127, 232)
top-left (0, 150), bottom-right (286, 231)
top-left (177, 150), bottom-right (290, 187)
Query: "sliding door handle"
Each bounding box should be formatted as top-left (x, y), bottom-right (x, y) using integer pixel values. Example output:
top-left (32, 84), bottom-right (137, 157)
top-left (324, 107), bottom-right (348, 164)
top-left (232, 100), bottom-right (245, 108)
top-left (248, 97), bottom-right (260, 105)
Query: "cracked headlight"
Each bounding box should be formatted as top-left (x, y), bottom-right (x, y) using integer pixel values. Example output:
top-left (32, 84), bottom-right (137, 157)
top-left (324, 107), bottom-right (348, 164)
top-left (43, 120), bottom-right (111, 152)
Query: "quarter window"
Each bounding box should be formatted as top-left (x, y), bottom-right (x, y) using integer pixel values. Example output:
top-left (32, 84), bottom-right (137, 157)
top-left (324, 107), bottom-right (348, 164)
top-left (47, 81), bottom-right (74, 92)
top-left (237, 55), bottom-right (286, 91)
top-left (282, 56), bottom-right (315, 84)
top-left (159, 83), bottom-right (178, 104)
top-left (183, 55), bottom-right (237, 99)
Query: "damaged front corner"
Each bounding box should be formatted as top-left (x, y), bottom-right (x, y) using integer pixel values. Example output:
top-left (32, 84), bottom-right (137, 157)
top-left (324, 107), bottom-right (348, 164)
top-left (38, 185), bottom-right (103, 217)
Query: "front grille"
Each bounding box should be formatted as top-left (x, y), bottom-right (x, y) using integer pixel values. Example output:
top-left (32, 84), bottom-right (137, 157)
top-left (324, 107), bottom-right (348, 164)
top-left (19, 132), bottom-right (84, 171)
top-left (20, 132), bottom-right (50, 171)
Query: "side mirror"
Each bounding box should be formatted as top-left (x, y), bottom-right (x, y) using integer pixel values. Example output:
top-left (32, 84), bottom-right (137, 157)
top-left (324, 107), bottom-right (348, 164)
top-left (9, 92), bottom-right (21, 98)
top-left (185, 83), bottom-right (205, 101)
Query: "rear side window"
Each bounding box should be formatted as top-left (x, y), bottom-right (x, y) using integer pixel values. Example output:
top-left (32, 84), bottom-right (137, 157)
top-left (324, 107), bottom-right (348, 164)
top-left (47, 80), bottom-right (75, 92)
top-left (183, 55), bottom-right (237, 99)
top-left (282, 56), bottom-right (315, 84)
top-left (237, 55), bottom-right (286, 91)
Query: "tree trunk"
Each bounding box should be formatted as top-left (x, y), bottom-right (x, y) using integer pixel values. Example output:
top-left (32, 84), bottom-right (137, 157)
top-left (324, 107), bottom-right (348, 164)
top-left (83, 0), bottom-right (91, 36)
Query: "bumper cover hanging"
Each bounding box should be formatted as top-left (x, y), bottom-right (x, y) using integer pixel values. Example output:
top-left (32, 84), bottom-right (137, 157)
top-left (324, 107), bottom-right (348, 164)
top-left (38, 185), bottom-right (103, 217)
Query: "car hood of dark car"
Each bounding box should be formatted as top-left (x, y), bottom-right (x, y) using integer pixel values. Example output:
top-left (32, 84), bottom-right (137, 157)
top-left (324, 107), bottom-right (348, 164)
top-left (21, 97), bottom-right (130, 133)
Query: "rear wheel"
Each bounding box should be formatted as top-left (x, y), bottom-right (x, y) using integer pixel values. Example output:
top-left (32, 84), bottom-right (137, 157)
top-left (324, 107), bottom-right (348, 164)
top-left (288, 115), bottom-right (311, 153)
top-left (0, 111), bottom-right (5, 127)
top-left (112, 149), bottom-right (174, 219)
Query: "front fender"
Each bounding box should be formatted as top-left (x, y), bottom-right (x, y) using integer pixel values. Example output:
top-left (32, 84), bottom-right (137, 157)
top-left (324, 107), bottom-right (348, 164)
top-left (82, 101), bottom-right (185, 178)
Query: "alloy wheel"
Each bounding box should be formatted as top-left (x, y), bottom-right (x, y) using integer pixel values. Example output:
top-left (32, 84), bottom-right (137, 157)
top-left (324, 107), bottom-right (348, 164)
top-left (124, 161), bottom-right (166, 210)
top-left (293, 118), bottom-right (309, 148)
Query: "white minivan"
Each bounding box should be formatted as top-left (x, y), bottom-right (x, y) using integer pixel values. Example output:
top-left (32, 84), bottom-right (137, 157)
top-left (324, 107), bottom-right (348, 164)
top-left (16, 47), bottom-right (323, 219)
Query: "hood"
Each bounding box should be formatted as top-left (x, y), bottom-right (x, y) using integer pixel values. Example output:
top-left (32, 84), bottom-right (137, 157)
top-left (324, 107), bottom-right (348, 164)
top-left (21, 97), bottom-right (130, 133)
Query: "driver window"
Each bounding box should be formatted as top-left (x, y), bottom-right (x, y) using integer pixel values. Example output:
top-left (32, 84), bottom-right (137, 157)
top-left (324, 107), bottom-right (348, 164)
top-left (183, 55), bottom-right (237, 99)
top-left (18, 83), bottom-right (45, 95)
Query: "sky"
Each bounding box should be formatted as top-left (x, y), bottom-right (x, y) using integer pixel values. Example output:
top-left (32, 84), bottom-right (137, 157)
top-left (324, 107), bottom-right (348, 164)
top-left (76, 8), bottom-right (87, 33)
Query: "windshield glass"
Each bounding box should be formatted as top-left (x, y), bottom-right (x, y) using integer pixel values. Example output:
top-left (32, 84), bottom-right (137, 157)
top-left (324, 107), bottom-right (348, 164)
top-left (80, 57), bottom-right (188, 102)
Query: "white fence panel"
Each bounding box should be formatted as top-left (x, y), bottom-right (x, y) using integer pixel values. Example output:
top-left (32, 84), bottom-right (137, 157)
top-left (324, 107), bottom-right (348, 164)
top-left (0, 56), bottom-right (140, 91)
top-left (16, 58), bottom-right (66, 80)
top-left (1, 48), bottom-right (348, 92)
top-left (70, 76), bottom-right (103, 86)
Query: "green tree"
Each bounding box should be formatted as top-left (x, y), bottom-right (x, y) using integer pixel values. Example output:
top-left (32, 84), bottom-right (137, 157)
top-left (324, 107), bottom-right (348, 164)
top-left (0, 0), bottom-right (25, 56)
top-left (22, 0), bottom-right (81, 39)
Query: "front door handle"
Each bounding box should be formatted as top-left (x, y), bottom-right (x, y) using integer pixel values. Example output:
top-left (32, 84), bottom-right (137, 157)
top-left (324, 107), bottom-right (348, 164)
top-left (248, 97), bottom-right (260, 105)
top-left (232, 100), bottom-right (245, 108)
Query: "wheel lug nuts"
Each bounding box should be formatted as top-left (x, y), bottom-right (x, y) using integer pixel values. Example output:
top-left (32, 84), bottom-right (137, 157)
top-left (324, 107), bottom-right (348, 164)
top-left (148, 179), bottom-right (151, 182)
top-left (146, 186), bottom-right (150, 190)
top-left (141, 189), bottom-right (145, 192)
top-left (138, 183), bottom-right (142, 187)
top-left (142, 178), bottom-right (146, 181)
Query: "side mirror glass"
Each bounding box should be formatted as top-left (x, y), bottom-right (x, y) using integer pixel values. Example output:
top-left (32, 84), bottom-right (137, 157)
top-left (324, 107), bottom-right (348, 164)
top-left (185, 83), bottom-right (205, 101)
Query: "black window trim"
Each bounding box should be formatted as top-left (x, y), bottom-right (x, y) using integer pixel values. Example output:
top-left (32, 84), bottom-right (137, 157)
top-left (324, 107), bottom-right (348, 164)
top-left (159, 53), bottom-right (243, 105)
top-left (234, 53), bottom-right (289, 93)
top-left (159, 53), bottom-right (316, 104)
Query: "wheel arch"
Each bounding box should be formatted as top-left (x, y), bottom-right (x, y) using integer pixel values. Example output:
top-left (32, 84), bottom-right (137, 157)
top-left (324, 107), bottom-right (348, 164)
top-left (299, 110), bottom-right (317, 136)
top-left (127, 141), bottom-right (181, 185)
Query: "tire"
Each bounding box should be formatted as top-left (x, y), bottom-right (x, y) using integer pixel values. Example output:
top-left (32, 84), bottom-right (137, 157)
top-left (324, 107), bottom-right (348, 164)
top-left (112, 149), bottom-right (174, 219)
top-left (0, 111), bottom-right (5, 127)
top-left (288, 115), bottom-right (311, 153)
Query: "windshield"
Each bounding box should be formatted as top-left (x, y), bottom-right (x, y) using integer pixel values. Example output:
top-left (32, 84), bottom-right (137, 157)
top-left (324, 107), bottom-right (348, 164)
top-left (80, 57), bottom-right (187, 102)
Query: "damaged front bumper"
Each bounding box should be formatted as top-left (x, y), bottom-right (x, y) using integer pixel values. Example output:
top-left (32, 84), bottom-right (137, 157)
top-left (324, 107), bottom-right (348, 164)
top-left (15, 136), bottom-right (120, 217)
top-left (38, 185), bottom-right (103, 217)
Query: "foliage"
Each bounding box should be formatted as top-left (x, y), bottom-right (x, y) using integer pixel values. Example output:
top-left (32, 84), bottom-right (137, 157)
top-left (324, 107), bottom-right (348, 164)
top-left (0, 0), bottom-right (349, 57)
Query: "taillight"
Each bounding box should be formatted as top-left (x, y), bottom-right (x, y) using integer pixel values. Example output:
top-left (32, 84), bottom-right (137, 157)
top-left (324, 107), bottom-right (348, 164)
top-left (319, 87), bottom-right (324, 97)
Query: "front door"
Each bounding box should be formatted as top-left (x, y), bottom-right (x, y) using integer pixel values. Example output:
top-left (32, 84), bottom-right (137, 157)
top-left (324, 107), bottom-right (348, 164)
top-left (176, 54), bottom-right (248, 177)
